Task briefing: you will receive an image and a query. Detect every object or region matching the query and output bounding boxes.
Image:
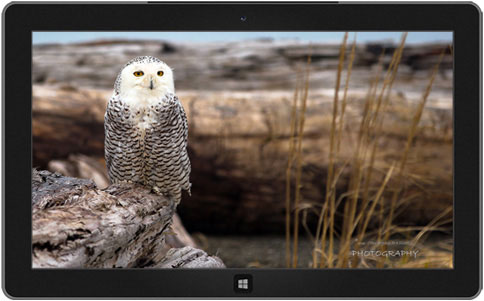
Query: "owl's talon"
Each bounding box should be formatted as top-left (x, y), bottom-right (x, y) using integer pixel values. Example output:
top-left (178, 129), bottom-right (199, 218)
top-left (152, 186), bottom-right (164, 196)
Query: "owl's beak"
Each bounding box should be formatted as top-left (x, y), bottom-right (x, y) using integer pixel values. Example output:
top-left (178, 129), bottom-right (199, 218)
top-left (149, 78), bottom-right (154, 90)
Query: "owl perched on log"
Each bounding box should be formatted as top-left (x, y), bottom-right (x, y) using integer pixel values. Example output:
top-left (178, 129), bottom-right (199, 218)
top-left (104, 56), bottom-right (191, 204)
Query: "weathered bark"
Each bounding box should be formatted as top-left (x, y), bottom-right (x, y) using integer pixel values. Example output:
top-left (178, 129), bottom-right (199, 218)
top-left (32, 169), bottom-right (224, 268)
top-left (155, 246), bottom-right (225, 268)
top-left (46, 154), bottom-right (197, 248)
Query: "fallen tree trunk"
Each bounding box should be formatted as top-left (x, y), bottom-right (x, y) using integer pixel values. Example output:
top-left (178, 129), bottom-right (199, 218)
top-left (32, 86), bottom-right (109, 168)
top-left (32, 84), bottom-right (452, 169)
top-left (32, 169), bottom-right (224, 268)
top-left (31, 84), bottom-right (335, 168)
top-left (33, 85), bottom-right (453, 234)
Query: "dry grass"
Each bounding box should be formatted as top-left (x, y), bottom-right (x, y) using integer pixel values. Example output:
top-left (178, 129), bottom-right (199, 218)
top-left (285, 69), bottom-right (301, 267)
top-left (291, 55), bottom-right (311, 268)
top-left (284, 32), bottom-right (453, 269)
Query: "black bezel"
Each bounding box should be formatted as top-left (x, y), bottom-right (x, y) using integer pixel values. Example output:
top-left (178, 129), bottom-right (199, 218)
top-left (3, 2), bottom-right (482, 298)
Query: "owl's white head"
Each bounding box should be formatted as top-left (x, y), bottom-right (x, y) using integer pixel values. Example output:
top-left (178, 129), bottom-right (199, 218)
top-left (115, 56), bottom-right (175, 101)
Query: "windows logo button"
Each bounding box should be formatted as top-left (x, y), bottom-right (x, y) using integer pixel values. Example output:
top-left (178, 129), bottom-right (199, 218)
top-left (234, 274), bottom-right (253, 293)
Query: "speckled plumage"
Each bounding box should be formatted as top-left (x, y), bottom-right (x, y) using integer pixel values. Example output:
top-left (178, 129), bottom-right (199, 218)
top-left (104, 56), bottom-right (191, 204)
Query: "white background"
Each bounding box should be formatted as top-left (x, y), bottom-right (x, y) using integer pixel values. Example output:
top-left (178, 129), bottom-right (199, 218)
top-left (0, 0), bottom-right (482, 300)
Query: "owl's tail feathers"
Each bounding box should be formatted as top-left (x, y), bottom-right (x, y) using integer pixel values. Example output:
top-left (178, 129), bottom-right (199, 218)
top-left (173, 190), bottom-right (182, 205)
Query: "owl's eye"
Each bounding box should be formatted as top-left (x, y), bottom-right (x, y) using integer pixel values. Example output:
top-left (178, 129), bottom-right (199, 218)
top-left (157, 71), bottom-right (164, 77)
top-left (133, 71), bottom-right (144, 77)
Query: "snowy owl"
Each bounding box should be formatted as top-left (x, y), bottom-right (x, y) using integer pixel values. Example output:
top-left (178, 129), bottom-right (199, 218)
top-left (104, 56), bottom-right (191, 204)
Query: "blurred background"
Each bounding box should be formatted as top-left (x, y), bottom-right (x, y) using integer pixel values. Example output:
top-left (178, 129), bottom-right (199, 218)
top-left (32, 32), bottom-right (453, 268)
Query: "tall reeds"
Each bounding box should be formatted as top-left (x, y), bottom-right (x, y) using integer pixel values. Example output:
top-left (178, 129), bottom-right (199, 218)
top-left (339, 33), bottom-right (408, 268)
top-left (337, 33), bottom-right (357, 152)
top-left (326, 32), bottom-right (349, 268)
top-left (285, 69), bottom-right (302, 267)
top-left (284, 32), bottom-right (450, 269)
top-left (377, 49), bottom-right (446, 267)
top-left (285, 54), bottom-right (311, 268)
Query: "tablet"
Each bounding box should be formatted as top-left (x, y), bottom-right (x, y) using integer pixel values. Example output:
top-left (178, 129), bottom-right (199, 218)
top-left (3, 2), bottom-right (482, 298)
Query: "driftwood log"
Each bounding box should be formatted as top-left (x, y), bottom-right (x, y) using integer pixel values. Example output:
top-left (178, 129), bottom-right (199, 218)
top-left (32, 84), bottom-right (452, 169)
top-left (33, 85), bottom-right (453, 234)
top-left (47, 154), bottom-right (197, 249)
top-left (32, 39), bottom-right (452, 91)
top-left (32, 169), bottom-right (224, 268)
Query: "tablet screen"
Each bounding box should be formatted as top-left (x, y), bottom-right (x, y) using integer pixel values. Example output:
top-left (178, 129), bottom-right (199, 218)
top-left (32, 31), bottom-right (453, 269)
